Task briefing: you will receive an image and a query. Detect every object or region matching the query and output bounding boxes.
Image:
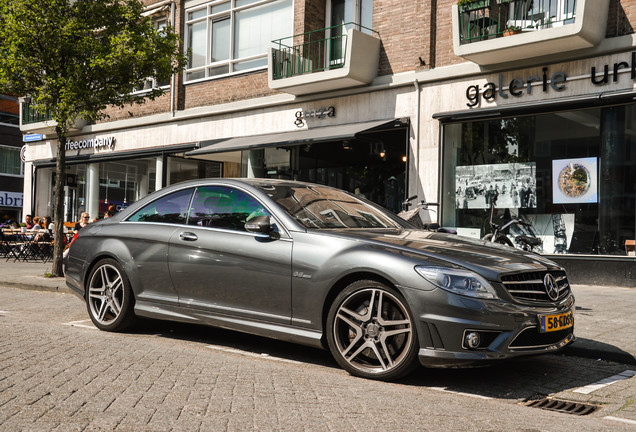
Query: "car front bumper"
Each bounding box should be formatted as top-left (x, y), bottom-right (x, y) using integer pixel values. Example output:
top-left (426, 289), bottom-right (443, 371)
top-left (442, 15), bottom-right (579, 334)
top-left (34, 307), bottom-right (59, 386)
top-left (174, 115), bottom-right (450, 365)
top-left (401, 286), bottom-right (575, 368)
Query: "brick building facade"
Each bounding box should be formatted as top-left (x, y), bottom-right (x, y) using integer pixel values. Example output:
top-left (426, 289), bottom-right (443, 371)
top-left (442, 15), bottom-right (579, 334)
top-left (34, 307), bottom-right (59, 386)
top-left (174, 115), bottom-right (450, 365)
top-left (20, 0), bottom-right (636, 285)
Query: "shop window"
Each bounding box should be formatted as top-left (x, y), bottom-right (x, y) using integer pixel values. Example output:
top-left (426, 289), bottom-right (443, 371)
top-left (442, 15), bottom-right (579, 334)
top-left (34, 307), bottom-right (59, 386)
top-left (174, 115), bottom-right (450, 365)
top-left (184, 0), bottom-right (293, 82)
top-left (0, 145), bottom-right (23, 176)
top-left (128, 188), bottom-right (194, 224)
top-left (441, 105), bottom-right (636, 256)
top-left (240, 129), bottom-right (408, 214)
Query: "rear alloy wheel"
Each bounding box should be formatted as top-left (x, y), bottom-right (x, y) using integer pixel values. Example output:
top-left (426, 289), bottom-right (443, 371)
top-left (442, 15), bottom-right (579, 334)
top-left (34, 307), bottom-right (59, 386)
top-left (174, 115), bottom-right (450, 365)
top-left (326, 280), bottom-right (419, 380)
top-left (86, 258), bottom-right (136, 332)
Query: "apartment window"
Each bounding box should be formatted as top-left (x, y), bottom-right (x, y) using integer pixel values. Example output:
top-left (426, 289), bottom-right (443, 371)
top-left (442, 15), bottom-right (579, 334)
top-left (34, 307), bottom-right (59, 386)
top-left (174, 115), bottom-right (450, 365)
top-left (185, 0), bottom-right (293, 82)
top-left (135, 19), bottom-right (171, 92)
top-left (0, 145), bottom-right (22, 176)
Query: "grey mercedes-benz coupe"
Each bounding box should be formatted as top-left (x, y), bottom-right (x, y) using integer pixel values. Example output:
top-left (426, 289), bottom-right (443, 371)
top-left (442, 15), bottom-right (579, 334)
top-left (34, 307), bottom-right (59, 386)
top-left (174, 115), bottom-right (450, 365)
top-left (65, 178), bottom-right (574, 381)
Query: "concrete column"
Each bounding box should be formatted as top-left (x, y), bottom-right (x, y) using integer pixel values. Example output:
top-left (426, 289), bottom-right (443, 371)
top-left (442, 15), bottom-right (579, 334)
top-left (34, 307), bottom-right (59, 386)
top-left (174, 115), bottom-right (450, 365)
top-left (155, 156), bottom-right (163, 191)
top-left (87, 163), bottom-right (100, 221)
top-left (22, 162), bottom-right (33, 219)
top-left (35, 168), bottom-right (53, 218)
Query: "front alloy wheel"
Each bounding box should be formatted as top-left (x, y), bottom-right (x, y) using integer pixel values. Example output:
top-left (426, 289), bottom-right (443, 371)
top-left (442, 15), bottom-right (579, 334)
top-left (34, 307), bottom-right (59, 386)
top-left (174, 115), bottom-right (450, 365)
top-left (86, 258), bottom-right (136, 332)
top-left (327, 280), bottom-right (419, 380)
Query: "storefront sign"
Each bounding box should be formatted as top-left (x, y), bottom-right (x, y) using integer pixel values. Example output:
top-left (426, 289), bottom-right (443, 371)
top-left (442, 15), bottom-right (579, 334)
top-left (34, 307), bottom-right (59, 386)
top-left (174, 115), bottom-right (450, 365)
top-left (0, 191), bottom-right (24, 208)
top-left (65, 136), bottom-right (115, 151)
top-left (465, 52), bottom-right (636, 107)
top-left (294, 106), bottom-right (335, 127)
top-left (465, 67), bottom-right (566, 107)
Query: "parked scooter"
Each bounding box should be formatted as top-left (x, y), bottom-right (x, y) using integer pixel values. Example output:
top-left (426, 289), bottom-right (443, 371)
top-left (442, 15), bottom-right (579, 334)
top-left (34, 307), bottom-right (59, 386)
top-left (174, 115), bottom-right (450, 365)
top-left (482, 196), bottom-right (542, 252)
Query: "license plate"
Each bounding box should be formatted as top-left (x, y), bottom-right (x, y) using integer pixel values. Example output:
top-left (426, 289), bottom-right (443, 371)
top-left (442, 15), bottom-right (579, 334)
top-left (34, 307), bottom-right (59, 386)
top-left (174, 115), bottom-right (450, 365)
top-left (539, 310), bottom-right (574, 333)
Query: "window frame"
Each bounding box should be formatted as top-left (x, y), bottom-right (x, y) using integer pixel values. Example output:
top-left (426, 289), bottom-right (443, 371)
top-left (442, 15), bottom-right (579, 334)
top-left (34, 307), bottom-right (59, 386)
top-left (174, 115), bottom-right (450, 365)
top-left (184, 0), bottom-right (293, 83)
top-left (133, 18), bottom-right (172, 94)
top-left (0, 144), bottom-right (24, 177)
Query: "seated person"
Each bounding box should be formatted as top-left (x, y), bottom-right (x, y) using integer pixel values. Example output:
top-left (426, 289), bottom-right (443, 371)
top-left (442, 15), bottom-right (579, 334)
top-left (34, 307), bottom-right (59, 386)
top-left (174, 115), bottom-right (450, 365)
top-left (74, 213), bottom-right (91, 231)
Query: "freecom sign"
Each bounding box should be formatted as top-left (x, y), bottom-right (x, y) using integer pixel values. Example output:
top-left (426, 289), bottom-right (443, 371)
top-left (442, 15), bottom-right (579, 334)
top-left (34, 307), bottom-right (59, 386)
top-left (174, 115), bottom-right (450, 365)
top-left (65, 136), bottom-right (115, 151)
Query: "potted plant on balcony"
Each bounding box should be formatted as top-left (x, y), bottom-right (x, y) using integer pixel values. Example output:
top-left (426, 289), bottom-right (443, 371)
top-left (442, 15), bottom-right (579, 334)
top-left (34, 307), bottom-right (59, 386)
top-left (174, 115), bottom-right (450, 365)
top-left (457, 0), bottom-right (490, 12)
top-left (503, 25), bottom-right (522, 36)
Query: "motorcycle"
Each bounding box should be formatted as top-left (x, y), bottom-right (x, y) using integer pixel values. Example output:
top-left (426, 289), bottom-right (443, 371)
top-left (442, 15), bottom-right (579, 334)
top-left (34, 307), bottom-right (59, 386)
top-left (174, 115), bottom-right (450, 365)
top-left (482, 196), bottom-right (542, 252)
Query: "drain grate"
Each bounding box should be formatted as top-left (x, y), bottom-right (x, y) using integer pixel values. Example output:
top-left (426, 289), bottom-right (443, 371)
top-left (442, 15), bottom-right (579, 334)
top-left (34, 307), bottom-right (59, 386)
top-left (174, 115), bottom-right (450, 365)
top-left (522, 397), bottom-right (601, 416)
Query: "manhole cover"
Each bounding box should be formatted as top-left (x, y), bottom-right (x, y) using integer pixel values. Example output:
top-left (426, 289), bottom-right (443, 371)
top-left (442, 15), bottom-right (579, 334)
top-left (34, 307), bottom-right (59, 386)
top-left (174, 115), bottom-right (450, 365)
top-left (522, 397), bottom-right (601, 416)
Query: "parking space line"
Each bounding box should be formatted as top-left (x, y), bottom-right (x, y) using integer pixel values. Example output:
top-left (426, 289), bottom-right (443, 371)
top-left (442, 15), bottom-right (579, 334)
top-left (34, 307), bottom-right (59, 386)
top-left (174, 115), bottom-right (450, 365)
top-left (0, 310), bottom-right (8, 315)
top-left (62, 319), bottom-right (97, 330)
top-left (573, 370), bottom-right (636, 394)
top-left (205, 345), bottom-right (306, 366)
top-left (604, 416), bottom-right (636, 425)
top-left (429, 387), bottom-right (492, 400)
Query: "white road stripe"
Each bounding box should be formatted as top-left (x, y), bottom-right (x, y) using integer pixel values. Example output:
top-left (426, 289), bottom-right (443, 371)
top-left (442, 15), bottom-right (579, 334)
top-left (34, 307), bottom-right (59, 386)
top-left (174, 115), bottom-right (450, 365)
top-left (604, 416), bottom-right (636, 425)
top-left (573, 370), bottom-right (636, 394)
top-left (0, 310), bottom-right (8, 314)
top-left (62, 319), bottom-right (97, 330)
top-left (428, 387), bottom-right (492, 400)
top-left (206, 345), bottom-right (307, 365)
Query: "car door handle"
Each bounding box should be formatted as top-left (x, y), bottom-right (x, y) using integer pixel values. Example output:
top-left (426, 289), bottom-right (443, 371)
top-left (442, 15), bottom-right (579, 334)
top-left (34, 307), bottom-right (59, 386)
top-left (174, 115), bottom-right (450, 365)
top-left (179, 232), bottom-right (198, 242)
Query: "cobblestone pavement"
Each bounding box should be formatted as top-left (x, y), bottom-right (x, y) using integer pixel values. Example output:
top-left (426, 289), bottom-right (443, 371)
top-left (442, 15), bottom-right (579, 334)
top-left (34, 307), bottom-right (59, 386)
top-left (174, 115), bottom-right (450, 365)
top-left (1, 286), bottom-right (636, 431)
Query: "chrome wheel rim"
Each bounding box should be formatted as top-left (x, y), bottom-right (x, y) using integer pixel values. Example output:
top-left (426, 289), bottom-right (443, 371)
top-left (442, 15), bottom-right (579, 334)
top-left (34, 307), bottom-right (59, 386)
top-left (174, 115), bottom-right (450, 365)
top-left (88, 264), bottom-right (124, 326)
top-left (333, 288), bottom-right (413, 375)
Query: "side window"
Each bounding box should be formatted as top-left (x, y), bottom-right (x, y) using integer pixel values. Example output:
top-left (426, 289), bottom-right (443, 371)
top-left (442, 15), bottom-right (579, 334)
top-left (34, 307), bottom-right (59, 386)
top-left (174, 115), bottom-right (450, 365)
top-left (188, 186), bottom-right (270, 232)
top-left (128, 188), bottom-right (194, 224)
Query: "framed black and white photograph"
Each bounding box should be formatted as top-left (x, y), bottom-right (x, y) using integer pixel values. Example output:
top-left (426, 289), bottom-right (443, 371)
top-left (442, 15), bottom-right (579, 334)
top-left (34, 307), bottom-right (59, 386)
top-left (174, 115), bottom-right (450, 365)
top-left (455, 162), bottom-right (537, 210)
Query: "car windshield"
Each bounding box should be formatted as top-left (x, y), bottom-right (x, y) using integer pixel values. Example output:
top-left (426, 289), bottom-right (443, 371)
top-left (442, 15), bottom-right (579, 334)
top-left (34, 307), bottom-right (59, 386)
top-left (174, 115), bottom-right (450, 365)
top-left (255, 183), bottom-right (408, 229)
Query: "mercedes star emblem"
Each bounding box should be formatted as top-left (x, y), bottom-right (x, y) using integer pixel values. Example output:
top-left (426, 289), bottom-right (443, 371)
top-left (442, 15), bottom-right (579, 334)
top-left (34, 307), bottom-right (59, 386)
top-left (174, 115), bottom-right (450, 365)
top-left (543, 274), bottom-right (559, 301)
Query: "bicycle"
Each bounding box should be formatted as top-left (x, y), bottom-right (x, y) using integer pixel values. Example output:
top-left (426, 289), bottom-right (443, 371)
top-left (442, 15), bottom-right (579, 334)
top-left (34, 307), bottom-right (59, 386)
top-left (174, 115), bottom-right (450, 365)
top-left (398, 195), bottom-right (456, 233)
top-left (483, 195), bottom-right (542, 252)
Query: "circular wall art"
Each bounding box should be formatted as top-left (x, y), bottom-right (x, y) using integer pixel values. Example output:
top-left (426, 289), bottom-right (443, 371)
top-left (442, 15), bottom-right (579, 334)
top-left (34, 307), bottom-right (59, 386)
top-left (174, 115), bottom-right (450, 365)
top-left (558, 163), bottom-right (590, 198)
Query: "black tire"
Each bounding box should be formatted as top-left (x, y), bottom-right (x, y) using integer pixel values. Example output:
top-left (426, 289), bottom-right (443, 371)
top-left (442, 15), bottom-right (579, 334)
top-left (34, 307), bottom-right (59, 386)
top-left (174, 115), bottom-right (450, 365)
top-left (326, 280), bottom-right (419, 381)
top-left (85, 258), bottom-right (136, 332)
top-left (483, 233), bottom-right (514, 247)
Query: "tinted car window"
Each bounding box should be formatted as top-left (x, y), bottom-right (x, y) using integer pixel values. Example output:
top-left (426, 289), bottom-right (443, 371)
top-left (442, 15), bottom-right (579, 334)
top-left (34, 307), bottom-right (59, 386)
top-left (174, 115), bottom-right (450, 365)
top-left (128, 188), bottom-right (194, 224)
top-left (187, 186), bottom-right (270, 232)
top-left (255, 183), bottom-right (405, 229)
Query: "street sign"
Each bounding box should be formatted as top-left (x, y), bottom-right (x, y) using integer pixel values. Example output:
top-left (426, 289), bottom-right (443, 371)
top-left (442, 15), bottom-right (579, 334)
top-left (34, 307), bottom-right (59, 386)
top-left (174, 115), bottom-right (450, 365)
top-left (23, 134), bottom-right (43, 142)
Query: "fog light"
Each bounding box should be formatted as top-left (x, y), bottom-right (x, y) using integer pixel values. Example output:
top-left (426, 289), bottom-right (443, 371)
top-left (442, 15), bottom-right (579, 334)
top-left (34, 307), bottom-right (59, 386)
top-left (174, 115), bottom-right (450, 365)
top-left (465, 332), bottom-right (481, 349)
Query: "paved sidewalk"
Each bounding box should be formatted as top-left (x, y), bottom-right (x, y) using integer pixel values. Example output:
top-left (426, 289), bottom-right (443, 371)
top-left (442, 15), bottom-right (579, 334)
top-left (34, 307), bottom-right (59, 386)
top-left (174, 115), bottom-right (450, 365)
top-left (0, 260), bottom-right (634, 366)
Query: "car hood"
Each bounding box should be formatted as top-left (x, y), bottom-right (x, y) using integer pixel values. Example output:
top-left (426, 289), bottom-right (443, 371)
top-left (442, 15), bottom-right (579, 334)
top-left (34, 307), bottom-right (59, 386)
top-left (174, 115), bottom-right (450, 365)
top-left (323, 228), bottom-right (561, 281)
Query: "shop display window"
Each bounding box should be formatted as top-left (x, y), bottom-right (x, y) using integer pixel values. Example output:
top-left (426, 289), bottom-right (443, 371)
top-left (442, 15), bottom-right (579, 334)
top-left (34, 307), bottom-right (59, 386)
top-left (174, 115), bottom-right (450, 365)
top-left (442, 104), bottom-right (636, 256)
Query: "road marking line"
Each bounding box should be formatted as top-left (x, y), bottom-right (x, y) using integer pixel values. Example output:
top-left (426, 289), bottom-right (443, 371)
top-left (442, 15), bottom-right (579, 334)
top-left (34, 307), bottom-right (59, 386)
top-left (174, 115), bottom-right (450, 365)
top-left (573, 370), bottom-right (636, 394)
top-left (62, 319), bottom-right (97, 330)
top-left (205, 345), bottom-right (305, 366)
top-left (604, 416), bottom-right (636, 425)
top-left (428, 387), bottom-right (492, 400)
top-left (0, 310), bottom-right (8, 314)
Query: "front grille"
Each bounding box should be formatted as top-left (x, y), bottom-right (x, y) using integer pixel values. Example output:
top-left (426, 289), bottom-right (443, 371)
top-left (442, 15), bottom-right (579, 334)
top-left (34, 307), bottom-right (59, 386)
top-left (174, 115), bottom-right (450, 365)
top-left (501, 270), bottom-right (570, 302)
top-left (509, 327), bottom-right (572, 349)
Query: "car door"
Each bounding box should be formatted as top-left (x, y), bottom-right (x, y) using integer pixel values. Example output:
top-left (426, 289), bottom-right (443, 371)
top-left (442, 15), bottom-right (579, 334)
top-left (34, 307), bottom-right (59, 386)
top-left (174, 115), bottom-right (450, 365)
top-left (168, 185), bottom-right (293, 325)
top-left (122, 187), bottom-right (194, 306)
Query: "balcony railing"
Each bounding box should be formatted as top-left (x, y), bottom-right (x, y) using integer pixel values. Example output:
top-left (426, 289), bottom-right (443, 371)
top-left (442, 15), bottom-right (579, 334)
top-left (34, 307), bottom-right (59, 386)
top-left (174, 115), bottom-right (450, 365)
top-left (271, 22), bottom-right (378, 80)
top-left (458, 0), bottom-right (577, 44)
top-left (22, 103), bottom-right (52, 125)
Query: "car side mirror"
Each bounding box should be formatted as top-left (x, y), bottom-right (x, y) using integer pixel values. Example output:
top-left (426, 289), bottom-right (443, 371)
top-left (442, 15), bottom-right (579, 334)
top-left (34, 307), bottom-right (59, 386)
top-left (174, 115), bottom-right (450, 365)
top-left (245, 215), bottom-right (277, 238)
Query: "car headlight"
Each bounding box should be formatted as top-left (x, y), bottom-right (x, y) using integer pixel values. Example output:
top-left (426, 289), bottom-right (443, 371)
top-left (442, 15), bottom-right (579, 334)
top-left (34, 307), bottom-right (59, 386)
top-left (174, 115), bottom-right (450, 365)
top-left (414, 266), bottom-right (498, 299)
